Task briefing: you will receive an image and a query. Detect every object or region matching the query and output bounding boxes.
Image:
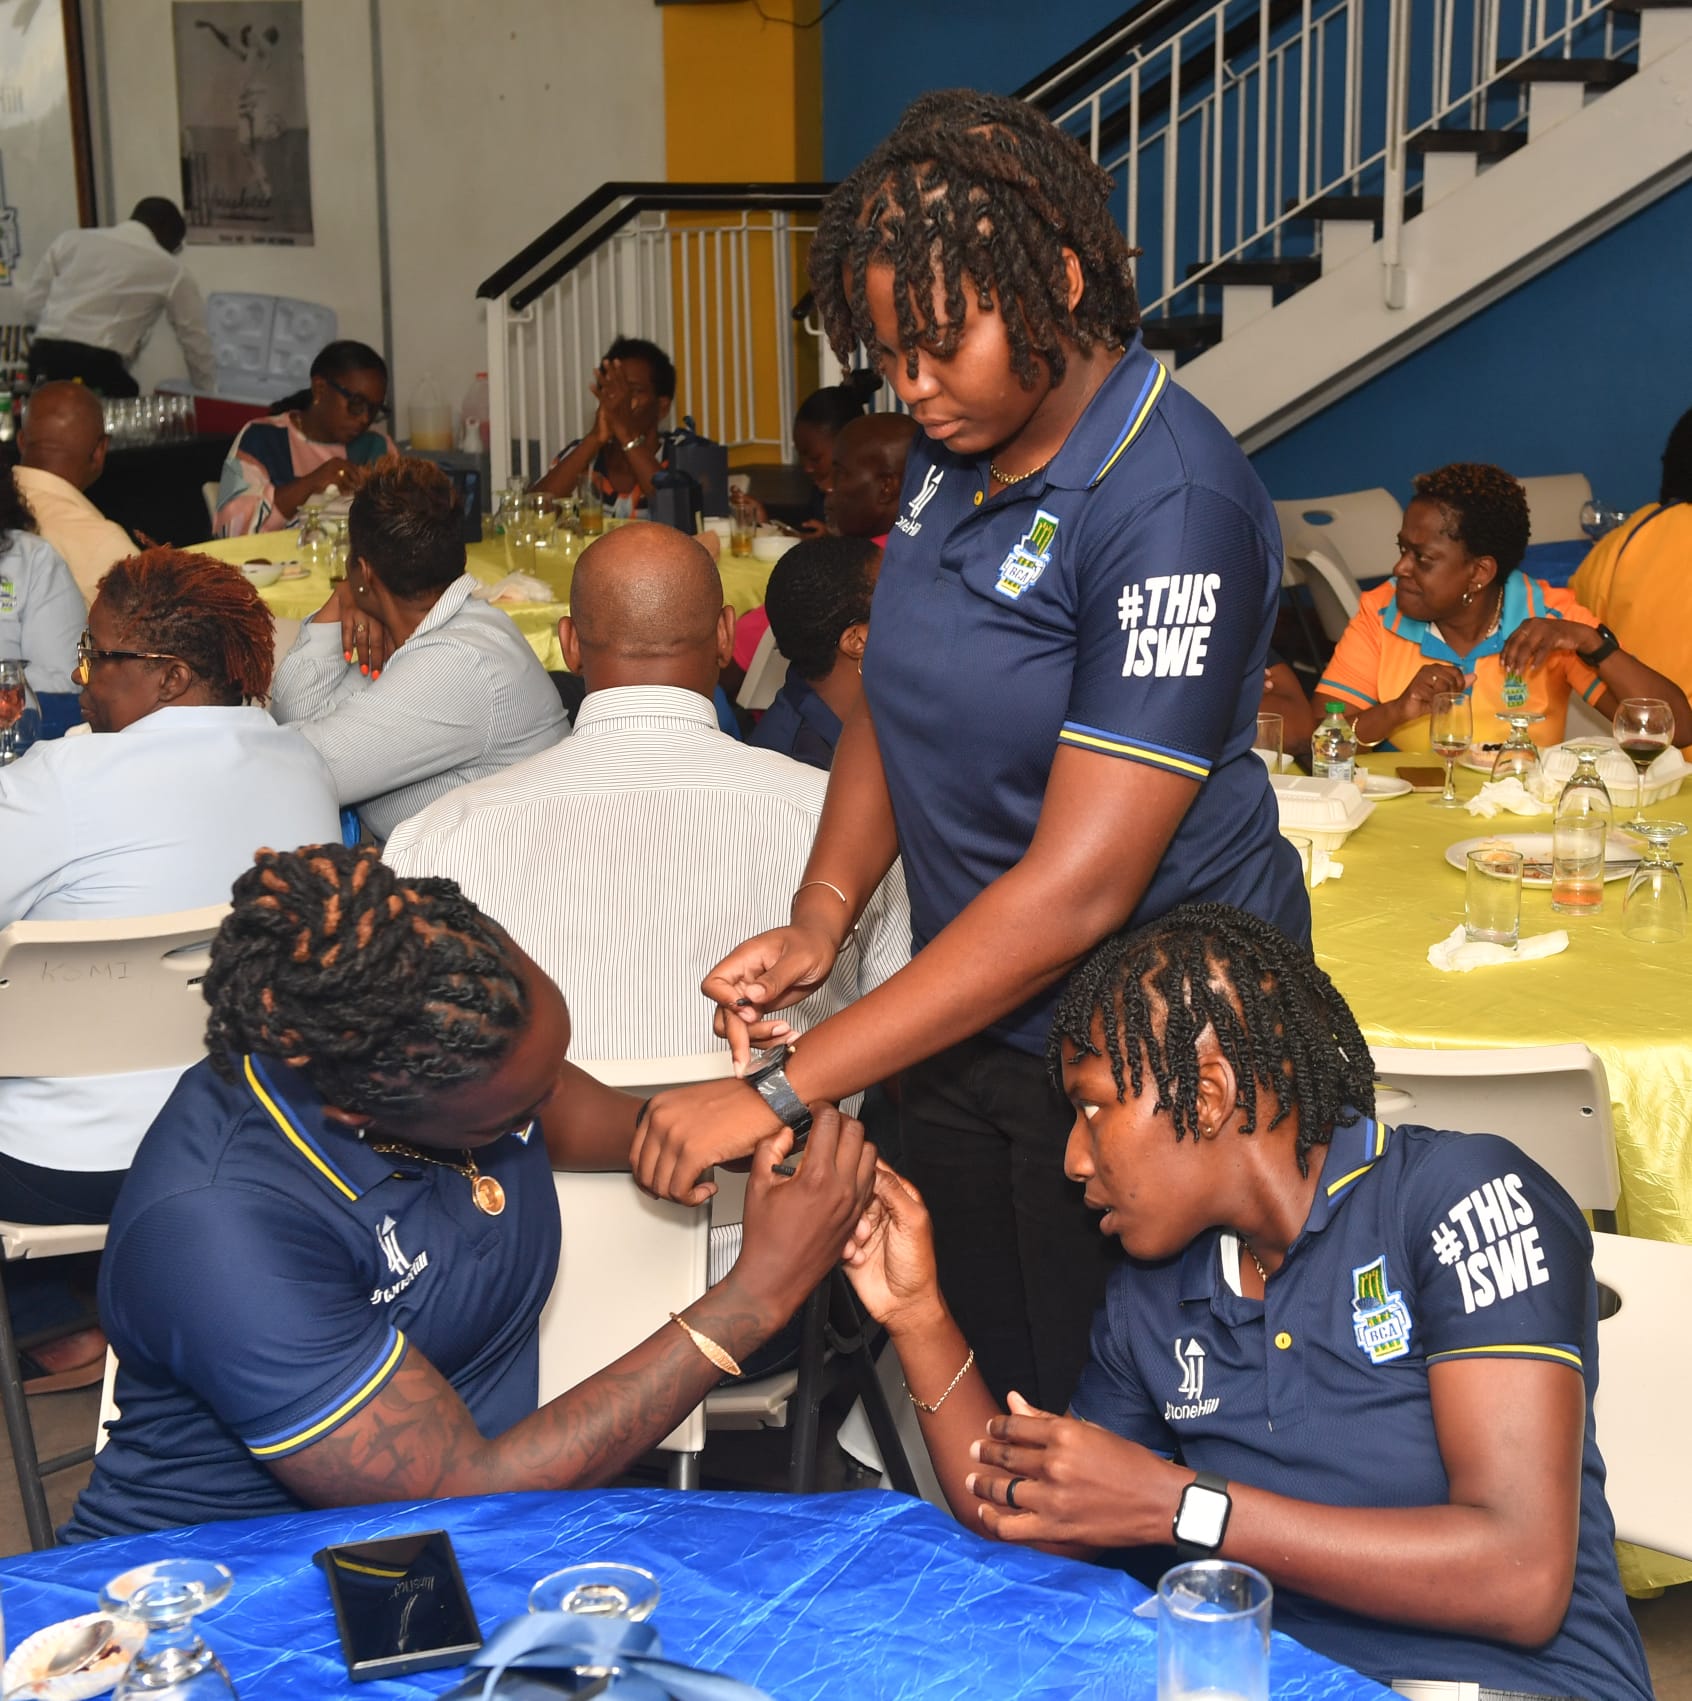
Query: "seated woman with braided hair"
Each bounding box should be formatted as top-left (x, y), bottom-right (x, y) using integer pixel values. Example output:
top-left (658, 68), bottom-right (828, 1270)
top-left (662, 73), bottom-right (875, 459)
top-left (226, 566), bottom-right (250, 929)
top-left (65, 844), bottom-right (874, 1541)
top-left (842, 905), bottom-right (1651, 1700)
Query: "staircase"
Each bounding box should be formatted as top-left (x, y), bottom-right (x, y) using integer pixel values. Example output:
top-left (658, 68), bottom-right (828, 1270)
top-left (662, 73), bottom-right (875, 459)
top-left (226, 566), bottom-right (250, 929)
top-left (1025, 0), bottom-right (1692, 451)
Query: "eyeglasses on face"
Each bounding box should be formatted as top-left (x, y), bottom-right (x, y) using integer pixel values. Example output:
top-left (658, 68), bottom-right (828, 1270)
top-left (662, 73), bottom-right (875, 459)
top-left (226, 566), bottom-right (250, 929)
top-left (73, 630), bottom-right (185, 685)
top-left (326, 376), bottom-right (388, 424)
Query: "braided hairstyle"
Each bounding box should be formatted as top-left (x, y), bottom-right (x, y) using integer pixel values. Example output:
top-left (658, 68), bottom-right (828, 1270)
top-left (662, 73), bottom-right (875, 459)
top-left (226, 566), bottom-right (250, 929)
top-left (762, 536), bottom-right (880, 681)
top-left (95, 547), bottom-right (275, 702)
top-left (1049, 904), bottom-right (1375, 1175)
top-left (808, 89), bottom-right (1140, 390)
top-left (794, 369), bottom-right (882, 436)
top-left (1411, 463), bottom-right (1531, 579)
top-left (204, 845), bottom-right (529, 1115)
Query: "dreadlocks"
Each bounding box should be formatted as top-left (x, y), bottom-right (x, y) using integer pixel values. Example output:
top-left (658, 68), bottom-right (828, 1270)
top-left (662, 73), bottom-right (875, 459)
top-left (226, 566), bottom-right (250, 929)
top-left (204, 845), bottom-right (529, 1114)
top-left (808, 88), bottom-right (1140, 390)
top-left (1049, 904), bottom-right (1374, 1175)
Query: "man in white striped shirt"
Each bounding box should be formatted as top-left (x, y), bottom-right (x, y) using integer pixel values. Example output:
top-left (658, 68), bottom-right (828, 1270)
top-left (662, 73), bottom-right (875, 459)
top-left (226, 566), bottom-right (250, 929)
top-left (271, 457), bottom-right (567, 841)
top-left (385, 522), bottom-right (910, 1073)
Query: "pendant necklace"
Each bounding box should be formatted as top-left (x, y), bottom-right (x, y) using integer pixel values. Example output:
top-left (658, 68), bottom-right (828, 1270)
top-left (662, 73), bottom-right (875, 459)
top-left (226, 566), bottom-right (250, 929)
top-left (369, 1139), bottom-right (507, 1216)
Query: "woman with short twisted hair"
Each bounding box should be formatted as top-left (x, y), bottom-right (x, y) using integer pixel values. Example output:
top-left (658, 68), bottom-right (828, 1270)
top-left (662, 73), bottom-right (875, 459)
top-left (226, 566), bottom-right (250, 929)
top-left (0, 548), bottom-right (340, 1394)
top-left (65, 844), bottom-right (877, 1541)
top-left (270, 453), bottom-right (567, 843)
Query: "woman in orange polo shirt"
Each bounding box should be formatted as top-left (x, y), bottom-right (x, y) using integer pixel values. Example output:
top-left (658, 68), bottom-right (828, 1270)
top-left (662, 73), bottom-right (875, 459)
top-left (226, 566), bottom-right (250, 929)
top-left (1319, 462), bottom-right (1690, 752)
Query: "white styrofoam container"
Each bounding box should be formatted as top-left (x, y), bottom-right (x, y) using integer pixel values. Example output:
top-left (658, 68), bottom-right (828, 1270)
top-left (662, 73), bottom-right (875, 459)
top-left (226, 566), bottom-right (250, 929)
top-left (1538, 739), bottom-right (1689, 808)
top-left (1271, 772), bottom-right (1375, 851)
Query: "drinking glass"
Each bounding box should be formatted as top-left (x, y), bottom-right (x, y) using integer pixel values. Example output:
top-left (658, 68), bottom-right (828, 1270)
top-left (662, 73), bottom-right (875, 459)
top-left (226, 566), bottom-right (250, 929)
top-left (576, 477), bottom-right (605, 539)
top-left (1284, 832), bottom-right (1314, 894)
top-left (503, 508), bottom-right (541, 577)
top-left (326, 517), bottom-right (351, 585)
top-left (1612, 697), bottom-right (1675, 833)
top-left (1156, 1561), bottom-right (1271, 1701)
top-left (0, 657), bottom-right (39, 766)
top-left (527, 1564), bottom-right (659, 1621)
top-left (1465, 846), bottom-right (1524, 946)
top-left (1623, 821), bottom-right (1688, 944)
top-left (1552, 743), bottom-right (1614, 917)
top-left (101, 1559), bottom-right (237, 1698)
top-left (1490, 711), bottom-right (1545, 793)
top-left (1580, 498), bottom-right (1628, 541)
top-left (1253, 712), bottom-right (1282, 771)
top-left (297, 503), bottom-right (331, 574)
top-left (1429, 690), bottom-right (1472, 809)
top-left (729, 492), bottom-right (757, 558)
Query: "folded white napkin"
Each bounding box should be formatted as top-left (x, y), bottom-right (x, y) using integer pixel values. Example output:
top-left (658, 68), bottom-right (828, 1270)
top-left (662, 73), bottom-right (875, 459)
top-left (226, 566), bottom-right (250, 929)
top-left (471, 571), bottom-right (556, 606)
top-left (1311, 849), bottom-right (1343, 887)
top-left (1465, 777), bottom-right (1550, 818)
top-left (1427, 925), bottom-right (1568, 972)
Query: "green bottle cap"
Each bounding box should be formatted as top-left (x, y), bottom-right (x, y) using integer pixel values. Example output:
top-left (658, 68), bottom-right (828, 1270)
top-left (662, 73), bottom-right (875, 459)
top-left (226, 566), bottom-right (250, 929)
top-left (1324, 702), bottom-right (1345, 713)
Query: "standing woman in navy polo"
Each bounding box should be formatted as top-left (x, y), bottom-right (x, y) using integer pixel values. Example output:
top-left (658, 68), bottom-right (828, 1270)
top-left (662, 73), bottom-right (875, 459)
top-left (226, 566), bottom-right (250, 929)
top-left (635, 90), bottom-right (1307, 1413)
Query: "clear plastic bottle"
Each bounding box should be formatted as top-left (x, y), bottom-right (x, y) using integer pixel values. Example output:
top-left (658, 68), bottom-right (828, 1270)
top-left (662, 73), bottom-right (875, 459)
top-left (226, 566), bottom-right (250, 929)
top-left (1311, 702), bottom-right (1357, 784)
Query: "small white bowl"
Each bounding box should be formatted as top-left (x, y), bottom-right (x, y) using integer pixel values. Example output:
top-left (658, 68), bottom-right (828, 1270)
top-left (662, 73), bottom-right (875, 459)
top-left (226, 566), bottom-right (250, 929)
top-left (239, 562), bottom-right (282, 588)
top-left (752, 534), bottom-right (800, 564)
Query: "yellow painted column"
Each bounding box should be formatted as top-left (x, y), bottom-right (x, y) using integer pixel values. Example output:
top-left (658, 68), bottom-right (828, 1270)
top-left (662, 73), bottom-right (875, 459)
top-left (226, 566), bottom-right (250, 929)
top-left (661, 2), bottom-right (824, 460)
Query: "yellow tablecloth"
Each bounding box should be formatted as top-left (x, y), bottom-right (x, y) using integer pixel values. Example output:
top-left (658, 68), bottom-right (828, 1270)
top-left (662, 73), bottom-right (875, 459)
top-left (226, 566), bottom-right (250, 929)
top-left (1329, 755), bottom-right (1692, 1593)
top-left (195, 531), bottom-right (775, 673)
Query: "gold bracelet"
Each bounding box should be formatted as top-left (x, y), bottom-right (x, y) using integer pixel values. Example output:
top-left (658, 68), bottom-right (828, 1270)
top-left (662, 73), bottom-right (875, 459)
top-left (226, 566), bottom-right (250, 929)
top-left (906, 1348), bottom-right (975, 1413)
top-left (795, 879), bottom-right (849, 908)
top-left (670, 1312), bottom-right (743, 1378)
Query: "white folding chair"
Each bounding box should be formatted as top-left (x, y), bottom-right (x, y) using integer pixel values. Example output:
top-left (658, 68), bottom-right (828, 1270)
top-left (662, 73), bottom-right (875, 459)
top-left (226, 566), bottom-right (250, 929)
top-left (1517, 473), bottom-right (1594, 546)
top-left (735, 627), bottom-right (789, 713)
top-left (1273, 489), bottom-right (1403, 587)
top-left (1370, 1044), bottom-right (1621, 1217)
top-left (1590, 1231), bottom-right (1692, 1559)
top-left (0, 904), bottom-right (228, 1547)
top-left (93, 1347), bottom-right (120, 1456)
top-left (1282, 551), bottom-right (1362, 646)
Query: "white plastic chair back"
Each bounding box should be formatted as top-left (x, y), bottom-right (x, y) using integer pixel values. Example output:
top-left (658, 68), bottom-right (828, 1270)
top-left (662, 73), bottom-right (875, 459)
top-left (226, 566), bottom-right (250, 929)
top-left (1273, 489), bottom-right (1403, 587)
top-left (1517, 473), bottom-right (1594, 546)
top-left (94, 1348), bottom-right (121, 1455)
top-left (1591, 1231), bottom-right (1692, 1558)
top-left (1284, 551), bottom-right (1362, 646)
top-left (535, 1052), bottom-right (737, 1457)
top-left (736, 627), bottom-right (789, 713)
top-left (1370, 1043), bottom-right (1621, 1213)
top-left (0, 906), bottom-right (229, 1078)
top-left (201, 482), bottom-right (220, 536)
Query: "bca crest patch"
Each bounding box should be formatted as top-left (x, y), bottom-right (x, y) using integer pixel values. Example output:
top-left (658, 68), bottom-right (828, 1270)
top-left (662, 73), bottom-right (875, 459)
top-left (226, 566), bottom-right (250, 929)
top-left (994, 509), bottom-right (1060, 600)
top-left (1351, 1255), bottom-right (1413, 1364)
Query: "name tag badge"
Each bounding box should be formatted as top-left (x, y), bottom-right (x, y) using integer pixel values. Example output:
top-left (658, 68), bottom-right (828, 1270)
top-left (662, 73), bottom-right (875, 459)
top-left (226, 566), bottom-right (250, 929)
top-left (994, 510), bottom-right (1060, 601)
top-left (0, 577), bottom-right (15, 616)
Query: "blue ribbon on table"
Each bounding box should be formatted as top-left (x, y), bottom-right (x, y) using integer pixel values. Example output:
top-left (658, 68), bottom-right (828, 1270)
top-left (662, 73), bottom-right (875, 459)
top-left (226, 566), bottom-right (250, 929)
top-left (440, 1613), bottom-right (775, 1701)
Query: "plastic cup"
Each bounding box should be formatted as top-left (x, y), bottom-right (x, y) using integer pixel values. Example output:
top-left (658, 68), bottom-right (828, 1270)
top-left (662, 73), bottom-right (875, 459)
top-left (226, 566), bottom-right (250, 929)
top-left (1157, 1560), bottom-right (1271, 1701)
top-left (1254, 712), bottom-right (1283, 771)
top-left (1465, 847), bottom-right (1523, 946)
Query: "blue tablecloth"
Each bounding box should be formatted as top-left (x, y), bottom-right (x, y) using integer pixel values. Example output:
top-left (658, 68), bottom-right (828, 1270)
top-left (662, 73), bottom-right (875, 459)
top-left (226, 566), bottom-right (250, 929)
top-left (0, 1489), bottom-right (1388, 1699)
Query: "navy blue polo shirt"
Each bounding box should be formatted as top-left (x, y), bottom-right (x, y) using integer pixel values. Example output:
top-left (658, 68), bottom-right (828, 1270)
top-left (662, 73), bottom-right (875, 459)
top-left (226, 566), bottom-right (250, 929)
top-left (862, 337), bottom-right (1307, 1054)
top-left (1071, 1117), bottom-right (1651, 1700)
top-left (65, 1054), bottom-right (560, 1542)
top-left (750, 673), bottom-right (842, 771)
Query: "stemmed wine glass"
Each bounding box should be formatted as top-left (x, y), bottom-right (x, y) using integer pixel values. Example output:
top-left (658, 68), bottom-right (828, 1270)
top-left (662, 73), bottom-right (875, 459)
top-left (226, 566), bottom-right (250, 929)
top-left (1490, 711), bottom-right (1545, 793)
top-left (100, 1558), bottom-right (238, 1698)
top-left (1429, 690), bottom-right (1472, 809)
top-left (1580, 499), bottom-right (1628, 541)
top-left (1623, 821), bottom-right (1688, 944)
top-left (1612, 698), bottom-right (1675, 833)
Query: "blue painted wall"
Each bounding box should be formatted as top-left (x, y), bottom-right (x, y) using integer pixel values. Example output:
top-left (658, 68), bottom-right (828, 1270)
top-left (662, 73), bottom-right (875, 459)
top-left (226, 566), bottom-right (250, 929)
top-left (1248, 179), bottom-right (1692, 516)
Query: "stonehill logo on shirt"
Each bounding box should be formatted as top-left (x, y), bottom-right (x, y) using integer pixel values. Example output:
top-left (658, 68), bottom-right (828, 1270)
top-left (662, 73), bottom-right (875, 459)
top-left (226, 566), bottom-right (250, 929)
top-left (994, 510), bottom-right (1060, 601)
top-left (895, 467), bottom-right (945, 537)
top-left (371, 1214), bottom-right (430, 1306)
top-left (1351, 1255), bottom-right (1413, 1364)
top-left (1117, 572), bottom-right (1221, 678)
top-left (1429, 1172), bottom-right (1551, 1315)
top-left (1166, 1336), bottom-right (1219, 1421)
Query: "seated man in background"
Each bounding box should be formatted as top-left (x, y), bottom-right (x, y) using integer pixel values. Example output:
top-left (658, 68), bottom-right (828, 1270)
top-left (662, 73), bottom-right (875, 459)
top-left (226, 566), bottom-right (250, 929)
top-left (270, 455), bottom-right (567, 841)
top-left (1571, 405), bottom-right (1692, 737)
top-left (751, 536), bottom-right (880, 771)
top-left (387, 520), bottom-right (909, 1080)
top-left (0, 548), bottom-right (339, 1389)
top-left (13, 382), bottom-right (136, 605)
top-left (2, 466), bottom-right (84, 696)
top-left (66, 844), bottom-right (874, 1539)
top-left (827, 413), bottom-right (919, 545)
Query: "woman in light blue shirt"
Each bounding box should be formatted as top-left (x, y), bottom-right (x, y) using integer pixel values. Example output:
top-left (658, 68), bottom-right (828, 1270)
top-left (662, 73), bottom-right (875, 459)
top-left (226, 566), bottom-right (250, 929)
top-left (0, 468), bottom-right (84, 698)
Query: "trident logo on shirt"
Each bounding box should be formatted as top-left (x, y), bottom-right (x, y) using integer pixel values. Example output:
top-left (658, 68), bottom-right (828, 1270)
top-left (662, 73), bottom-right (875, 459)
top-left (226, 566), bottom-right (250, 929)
top-left (1174, 1336), bottom-right (1206, 1401)
top-left (896, 467), bottom-right (945, 537)
top-left (377, 1216), bottom-right (410, 1278)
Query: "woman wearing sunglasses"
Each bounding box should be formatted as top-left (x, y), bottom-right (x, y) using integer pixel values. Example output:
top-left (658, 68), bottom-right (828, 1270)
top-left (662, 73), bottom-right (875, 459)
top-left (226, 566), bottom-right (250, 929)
top-left (214, 339), bottom-right (395, 536)
top-left (0, 546), bottom-right (340, 1389)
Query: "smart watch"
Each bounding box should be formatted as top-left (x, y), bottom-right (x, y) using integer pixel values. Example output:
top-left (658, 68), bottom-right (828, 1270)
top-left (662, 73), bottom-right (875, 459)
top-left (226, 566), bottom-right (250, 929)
top-left (1172, 1470), bottom-right (1232, 1559)
top-left (743, 1046), bottom-right (813, 1139)
top-left (1583, 622), bottom-right (1620, 667)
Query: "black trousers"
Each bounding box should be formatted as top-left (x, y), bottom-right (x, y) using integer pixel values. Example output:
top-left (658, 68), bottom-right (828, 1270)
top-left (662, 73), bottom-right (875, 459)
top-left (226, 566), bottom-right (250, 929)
top-left (27, 337), bottom-right (138, 398)
top-left (898, 1033), bottom-right (1120, 1412)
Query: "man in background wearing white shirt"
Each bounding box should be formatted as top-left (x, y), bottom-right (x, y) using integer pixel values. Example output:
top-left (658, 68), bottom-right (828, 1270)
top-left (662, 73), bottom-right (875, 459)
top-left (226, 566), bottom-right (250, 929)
top-left (387, 519), bottom-right (910, 1079)
top-left (22, 198), bottom-right (216, 396)
top-left (13, 382), bottom-right (136, 604)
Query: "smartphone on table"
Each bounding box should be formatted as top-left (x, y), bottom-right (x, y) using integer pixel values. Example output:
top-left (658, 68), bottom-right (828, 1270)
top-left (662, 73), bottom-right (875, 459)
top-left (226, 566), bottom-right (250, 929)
top-left (315, 1528), bottom-right (483, 1682)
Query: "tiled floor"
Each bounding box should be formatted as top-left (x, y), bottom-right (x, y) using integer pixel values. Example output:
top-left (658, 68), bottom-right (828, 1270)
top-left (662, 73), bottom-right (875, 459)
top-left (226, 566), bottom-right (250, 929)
top-left (0, 1382), bottom-right (1686, 1695)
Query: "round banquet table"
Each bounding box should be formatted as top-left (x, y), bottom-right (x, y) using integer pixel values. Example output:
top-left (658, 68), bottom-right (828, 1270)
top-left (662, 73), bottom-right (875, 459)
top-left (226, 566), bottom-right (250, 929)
top-left (0, 1489), bottom-right (1388, 1700)
top-left (194, 531), bottom-right (776, 673)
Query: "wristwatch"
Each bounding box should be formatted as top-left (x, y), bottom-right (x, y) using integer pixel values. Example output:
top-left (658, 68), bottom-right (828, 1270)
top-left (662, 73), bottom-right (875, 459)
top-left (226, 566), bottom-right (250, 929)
top-left (743, 1046), bottom-right (813, 1138)
top-left (1172, 1470), bottom-right (1232, 1559)
top-left (1583, 622), bottom-right (1620, 667)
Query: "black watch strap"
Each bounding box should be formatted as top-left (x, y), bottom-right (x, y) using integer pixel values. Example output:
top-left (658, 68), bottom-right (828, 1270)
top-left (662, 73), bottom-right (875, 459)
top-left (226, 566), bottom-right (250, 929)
top-left (1172, 1468), bottom-right (1232, 1560)
top-left (745, 1048), bottom-right (813, 1136)
top-left (1584, 622), bottom-right (1620, 667)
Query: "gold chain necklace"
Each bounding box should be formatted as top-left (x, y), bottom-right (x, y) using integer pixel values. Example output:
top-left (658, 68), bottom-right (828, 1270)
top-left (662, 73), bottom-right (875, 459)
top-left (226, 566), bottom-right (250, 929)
top-left (988, 455), bottom-right (1052, 487)
top-left (368, 1139), bottom-right (507, 1216)
top-left (1238, 1236), bottom-right (1270, 1284)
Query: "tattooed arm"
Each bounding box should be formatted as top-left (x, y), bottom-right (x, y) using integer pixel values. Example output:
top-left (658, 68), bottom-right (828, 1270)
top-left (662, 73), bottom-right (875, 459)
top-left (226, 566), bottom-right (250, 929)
top-left (271, 1108), bottom-right (874, 1507)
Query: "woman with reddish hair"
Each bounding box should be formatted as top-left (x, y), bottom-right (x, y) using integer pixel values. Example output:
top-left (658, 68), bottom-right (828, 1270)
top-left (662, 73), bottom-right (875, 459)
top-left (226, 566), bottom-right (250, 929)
top-left (0, 547), bottom-right (340, 1389)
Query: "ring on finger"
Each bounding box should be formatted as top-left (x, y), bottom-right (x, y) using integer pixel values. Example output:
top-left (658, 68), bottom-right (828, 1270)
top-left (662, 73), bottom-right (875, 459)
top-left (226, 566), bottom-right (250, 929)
top-left (1004, 1475), bottom-right (1028, 1510)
